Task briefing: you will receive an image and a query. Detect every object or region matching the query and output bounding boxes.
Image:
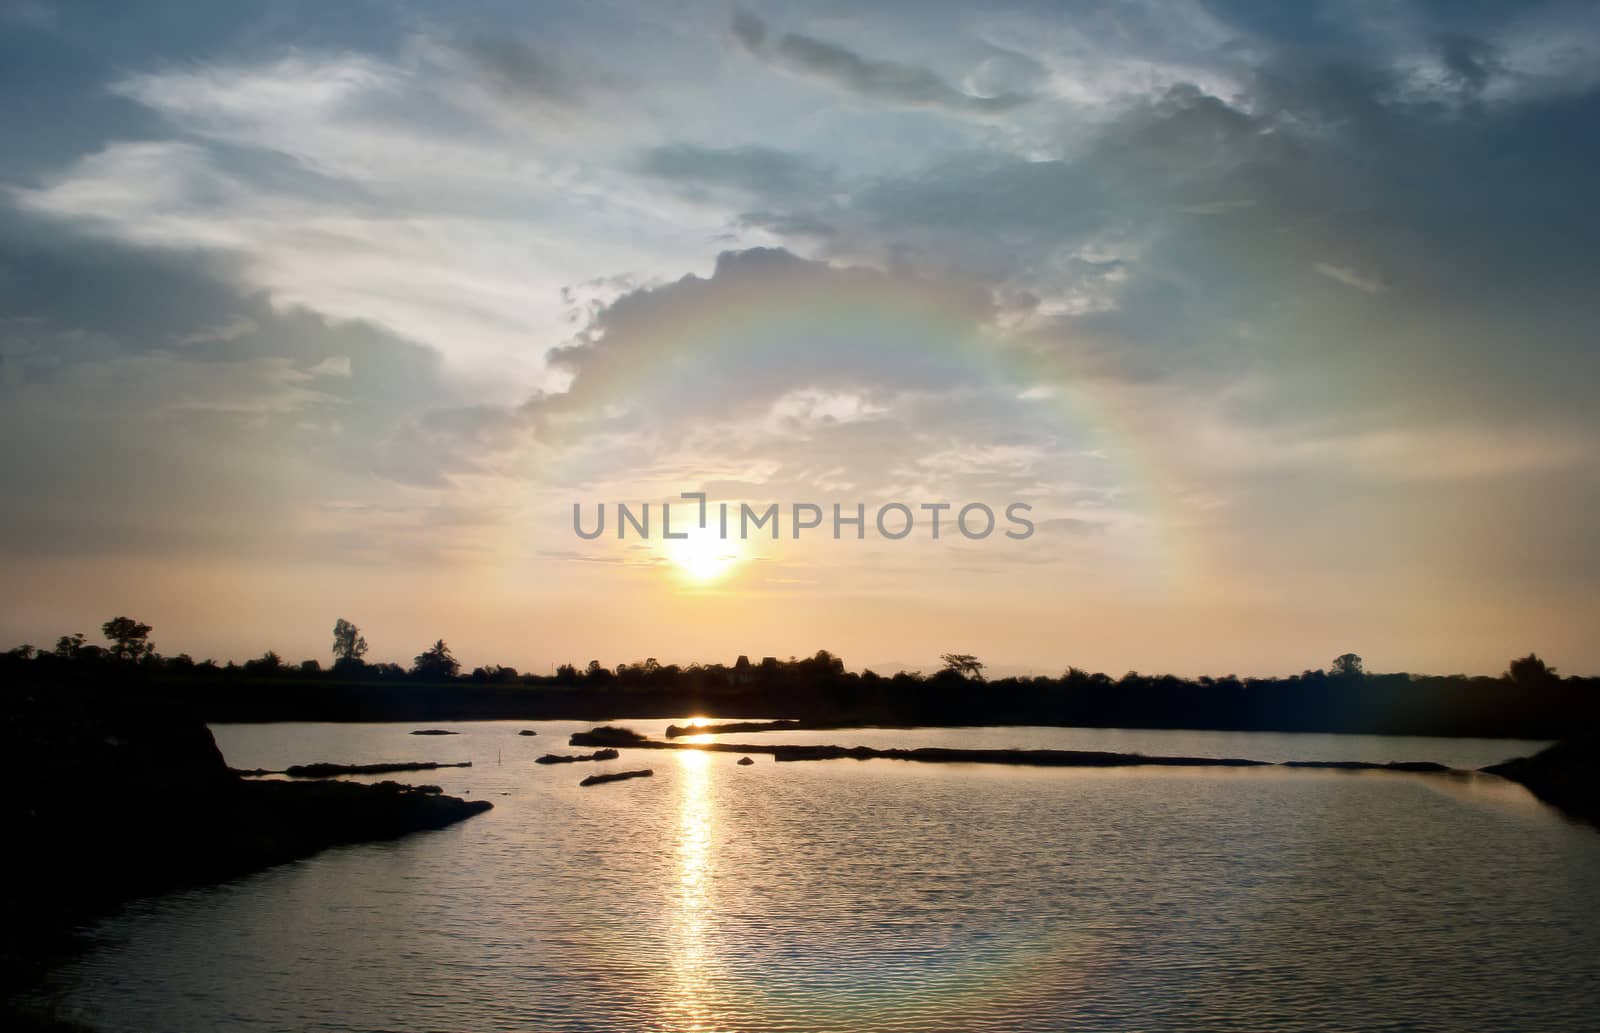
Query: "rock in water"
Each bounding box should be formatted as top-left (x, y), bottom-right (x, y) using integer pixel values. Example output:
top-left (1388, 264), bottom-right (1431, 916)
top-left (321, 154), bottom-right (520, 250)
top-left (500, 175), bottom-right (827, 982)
top-left (738, 756), bottom-right (755, 766)
top-left (534, 749), bottom-right (620, 765)
top-left (282, 760), bottom-right (472, 778)
top-left (579, 769), bottom-right (653, 787)
top-left (569, 726), bottom-right (649, 747)
top-left (410, 729), bottom-right (458, 735)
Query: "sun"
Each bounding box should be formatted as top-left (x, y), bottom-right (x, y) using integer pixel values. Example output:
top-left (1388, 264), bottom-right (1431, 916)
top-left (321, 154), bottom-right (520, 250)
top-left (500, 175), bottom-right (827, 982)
top-left (664, 524), bottom-right (743, 583)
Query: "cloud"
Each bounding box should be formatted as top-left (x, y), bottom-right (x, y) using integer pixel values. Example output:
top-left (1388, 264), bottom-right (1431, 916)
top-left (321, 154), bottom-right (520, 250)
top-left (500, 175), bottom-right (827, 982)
top-left (1313, 262), bottom-right (1387, 295)
top-left (174, 316), bottom-right (260, 347)
top-left (637, 144), bottom-right (834, 199)
top-left (7, 49), bottom-right (707, 393)
top-left (4, 0), bottom-right (1600, 669)
top-left (451, 37), bottom-right (597, 109)
top-left (522, 246), bottom-right (1132, 533)
top-left (109, 52), bottom-right (390, 133)
top-left (1039, 517), bottom-right (1109, 536)
top-left (736, 209), bottom-right (838, 238)
top-left (0, 216), bottom-right (527, 564)
top-left (731, 12), bottom-right (1031, 115)
top-left (534, 247), bottom-right (995, 425)
top-left (1171, 415), bottom-right (1595, 482)
top-left (307, 355), bottom-right (352, 377)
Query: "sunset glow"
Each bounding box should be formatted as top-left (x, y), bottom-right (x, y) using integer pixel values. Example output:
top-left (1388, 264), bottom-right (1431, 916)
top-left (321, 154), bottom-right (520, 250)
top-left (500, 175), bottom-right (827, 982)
top-left (664, 526), bottom-right (744, 585)
top-left (7, 5), bottom-right (1600, 1033)
top-left (0, 1), bottom-right (1596, 679)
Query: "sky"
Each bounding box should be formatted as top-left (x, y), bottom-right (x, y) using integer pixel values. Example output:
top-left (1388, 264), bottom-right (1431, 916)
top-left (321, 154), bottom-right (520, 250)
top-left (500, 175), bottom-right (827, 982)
top-left (2, 0), bottom-right (1597, 677)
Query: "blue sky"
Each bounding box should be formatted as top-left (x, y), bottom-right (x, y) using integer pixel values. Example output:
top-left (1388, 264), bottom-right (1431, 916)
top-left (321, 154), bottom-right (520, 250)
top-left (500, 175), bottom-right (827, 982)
top-left (2, 0), bottom-right (1597, 675)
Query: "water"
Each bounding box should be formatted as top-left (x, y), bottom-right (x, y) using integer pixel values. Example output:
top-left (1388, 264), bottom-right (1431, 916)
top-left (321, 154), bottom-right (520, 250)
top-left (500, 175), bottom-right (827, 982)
top-left (36, 722), bottom-right (1600, 1032)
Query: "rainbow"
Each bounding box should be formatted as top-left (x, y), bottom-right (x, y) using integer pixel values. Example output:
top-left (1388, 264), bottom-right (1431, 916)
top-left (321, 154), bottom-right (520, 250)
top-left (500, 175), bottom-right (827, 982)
top-left (540, 250), bottom-right (1187, 584)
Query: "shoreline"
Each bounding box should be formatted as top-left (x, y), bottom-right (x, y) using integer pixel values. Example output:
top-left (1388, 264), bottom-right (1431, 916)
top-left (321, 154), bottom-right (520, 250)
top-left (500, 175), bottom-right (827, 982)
top-left (568, 727), bottom-right (1459, 772)
top-left (9, 662), bottom-right (1585, 741)
top-left (205, 712), bottom-right (1563, 746)
top-left (4, 685), bottom-right (494, 1028)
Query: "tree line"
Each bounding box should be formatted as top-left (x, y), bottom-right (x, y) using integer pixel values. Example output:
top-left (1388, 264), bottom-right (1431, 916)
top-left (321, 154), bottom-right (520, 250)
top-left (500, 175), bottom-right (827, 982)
top-left (7, 616), bottom-right (465, 681)
top-left (3, 616), bottom-right (1593, 738)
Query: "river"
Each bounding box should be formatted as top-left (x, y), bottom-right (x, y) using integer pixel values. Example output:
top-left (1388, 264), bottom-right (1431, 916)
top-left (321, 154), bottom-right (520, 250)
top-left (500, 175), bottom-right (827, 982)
top-left (35, 721), bottom-right (1600, 1032)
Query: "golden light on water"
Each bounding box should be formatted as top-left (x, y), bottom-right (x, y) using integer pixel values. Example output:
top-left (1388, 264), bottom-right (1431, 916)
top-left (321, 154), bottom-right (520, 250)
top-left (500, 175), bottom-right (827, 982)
top-left (670, 748), bottom-right (717, 1029)
top-left (678, 716), bottom-right (718, 745)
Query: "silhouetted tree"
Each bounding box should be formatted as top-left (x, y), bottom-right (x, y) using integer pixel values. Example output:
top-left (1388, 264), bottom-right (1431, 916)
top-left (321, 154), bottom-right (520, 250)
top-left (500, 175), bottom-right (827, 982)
top-left (412, 639), bottom-right (460, 680)
top-left (1330, 653), bottom-right (1364, 678)
top-left (54, 633), bottom-right (86, 659)
top-left (244, 650), bottom-right (284, 675)
top-left (299, 659), bottom-right (322, 674)
top-left (808, 649), bottom-right (846, 678)
top-left (940, 653), bottom-right (985, 680)
top-left (101, 617), bottom-right (153, 663)
top-left (1506, 653), bottom-right (1557, 685)
top-left (331, 618), bottom-right (368, 662)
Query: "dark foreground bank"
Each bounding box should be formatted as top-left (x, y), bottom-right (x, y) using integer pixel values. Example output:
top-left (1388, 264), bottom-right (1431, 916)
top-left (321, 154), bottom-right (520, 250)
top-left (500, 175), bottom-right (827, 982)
top-left (1484, 737), bottom-right (1600, 824)
top-left (2, 683), bottom-right (491, 1022)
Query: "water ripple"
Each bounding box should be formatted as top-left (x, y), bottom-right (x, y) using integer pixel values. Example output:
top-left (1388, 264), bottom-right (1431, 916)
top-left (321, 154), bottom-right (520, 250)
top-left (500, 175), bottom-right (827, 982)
top-left (33, 721), bottom-right (1600, 1032)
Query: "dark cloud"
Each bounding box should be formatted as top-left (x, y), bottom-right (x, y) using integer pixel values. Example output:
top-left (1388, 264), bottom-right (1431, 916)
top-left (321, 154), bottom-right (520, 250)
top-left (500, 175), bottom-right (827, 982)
top-left (455, 37), bottom-right (600, 109)
top-left (724, 54), bottom-right (1600, 438)
top-left (517, 246), bottom-right (1130, 524)
top-left (0, 210), bottom-right (510, 558)
top-left (730, 10), bottom-right (767, 50)
top-left (731, 12), bottom-right (1031, 115)
top-left (535, 247), bottom-right (997, 429)
top-left (1432, 32), bottom-right (1501, 96)
top-left (0, 0), bottom-right (410, 153)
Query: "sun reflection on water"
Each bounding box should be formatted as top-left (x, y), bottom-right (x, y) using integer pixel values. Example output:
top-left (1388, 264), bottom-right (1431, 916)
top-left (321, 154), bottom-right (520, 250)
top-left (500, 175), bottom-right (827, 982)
top-left (669, 748), bottom-right (718, 1030)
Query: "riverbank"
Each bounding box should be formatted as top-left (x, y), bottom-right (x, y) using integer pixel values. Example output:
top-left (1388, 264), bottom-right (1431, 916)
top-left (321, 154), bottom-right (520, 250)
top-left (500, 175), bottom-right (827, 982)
top-left (1484, 737), bottom-right (1600, 824)
top-left (8, 653), bottom-right (1594, 740)
top-left (27, 716), bottom-right (1600, 1031)
top-left (2, 684), bottom-right (491, 1026)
